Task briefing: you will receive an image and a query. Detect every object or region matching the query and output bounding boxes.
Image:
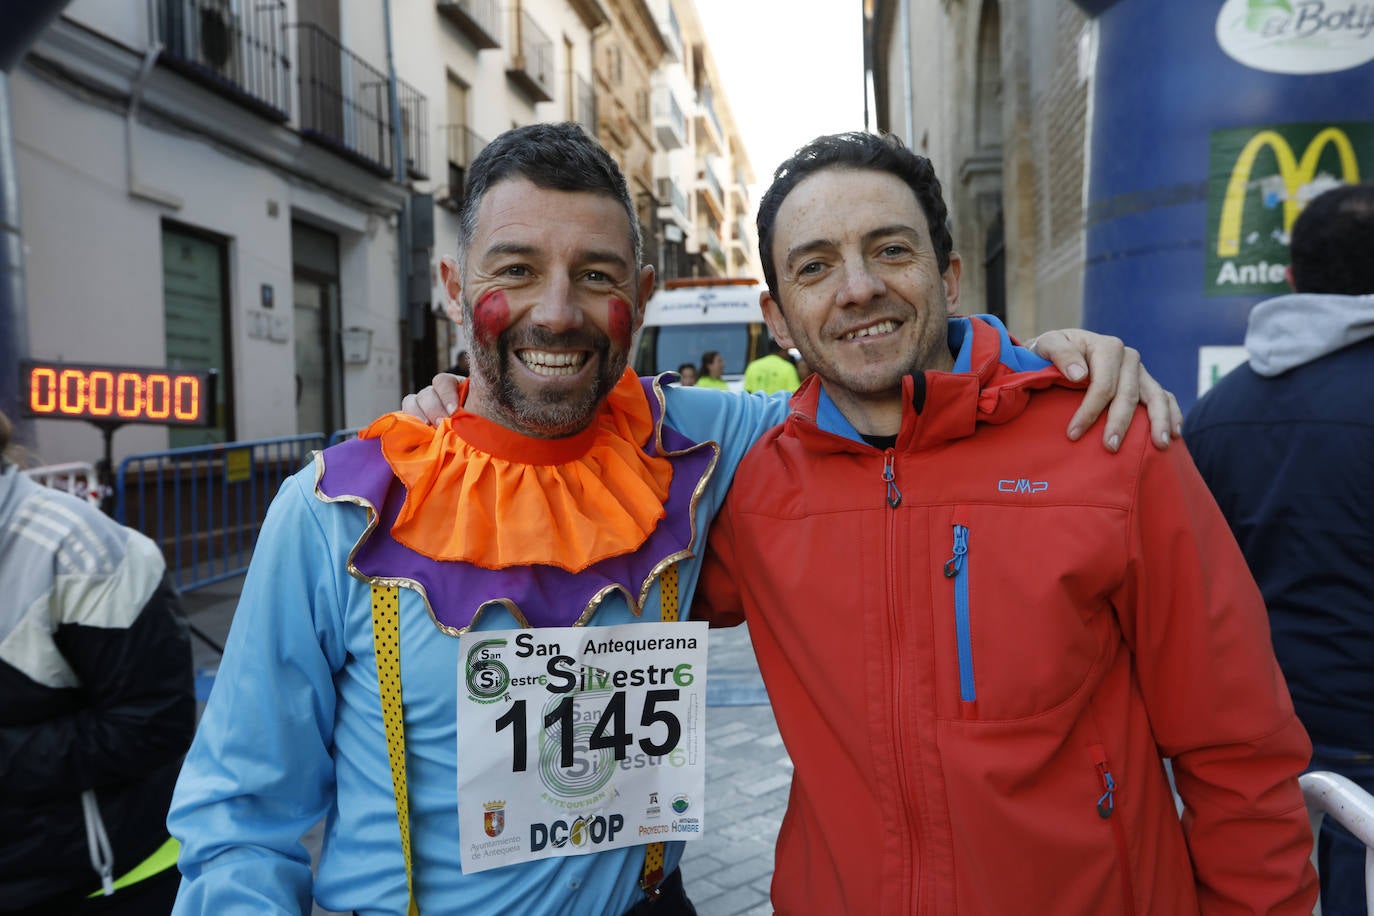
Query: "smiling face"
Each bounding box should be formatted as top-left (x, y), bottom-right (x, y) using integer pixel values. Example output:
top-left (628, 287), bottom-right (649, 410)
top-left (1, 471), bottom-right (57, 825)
top-left (454, 177), bottom-right (654, 438)
top-left (762, 167), bottom-right (961, 434)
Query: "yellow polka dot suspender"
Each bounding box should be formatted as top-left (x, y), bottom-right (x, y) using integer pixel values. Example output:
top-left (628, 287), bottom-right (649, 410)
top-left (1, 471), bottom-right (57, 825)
top-left (370, 585), bottom-right (420, 916)
top-left (639, 562), bottom-right (679, 900)
top-left (368, 563), bottom-right (681, 914)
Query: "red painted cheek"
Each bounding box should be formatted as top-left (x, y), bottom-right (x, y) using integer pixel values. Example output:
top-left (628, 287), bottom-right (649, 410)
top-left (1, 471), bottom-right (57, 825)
top-left (607, 297), bottom-right (632, 351)
top-left (472, 290), bottom-right (511, 347)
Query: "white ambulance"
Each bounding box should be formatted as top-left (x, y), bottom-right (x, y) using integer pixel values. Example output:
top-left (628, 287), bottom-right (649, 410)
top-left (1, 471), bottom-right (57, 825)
top-left (633, 278), bottom-right (766, 391)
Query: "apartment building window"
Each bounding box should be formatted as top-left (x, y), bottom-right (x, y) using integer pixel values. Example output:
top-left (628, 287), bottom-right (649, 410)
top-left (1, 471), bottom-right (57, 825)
top-left (607, 45), bottom-right (623, 85)
top-left (636, 89), bottom-right (650, 123)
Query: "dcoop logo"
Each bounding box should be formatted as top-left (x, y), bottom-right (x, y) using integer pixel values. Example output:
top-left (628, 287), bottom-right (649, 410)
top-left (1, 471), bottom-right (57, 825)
top-left (1216, 0), bottom-right (1374, 74)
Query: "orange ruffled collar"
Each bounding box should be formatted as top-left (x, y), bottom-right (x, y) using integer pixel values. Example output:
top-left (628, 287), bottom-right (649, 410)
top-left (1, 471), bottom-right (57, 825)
top-left (360, 369), bottom-right (674, 573)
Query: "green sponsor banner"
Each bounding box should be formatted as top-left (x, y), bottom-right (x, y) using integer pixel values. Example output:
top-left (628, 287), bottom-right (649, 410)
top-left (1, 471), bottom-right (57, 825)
top-left (1205, 121), bottom-right (1373, 296)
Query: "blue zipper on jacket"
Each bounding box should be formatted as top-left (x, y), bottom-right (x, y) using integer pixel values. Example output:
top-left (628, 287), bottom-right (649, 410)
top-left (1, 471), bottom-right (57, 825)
top-left (943, 524), bottom-right (975, 702)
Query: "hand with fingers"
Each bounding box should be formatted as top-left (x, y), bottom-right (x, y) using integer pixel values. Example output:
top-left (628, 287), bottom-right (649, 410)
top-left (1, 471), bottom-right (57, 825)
top-left (1027, 330), bottom-right (1182, 452)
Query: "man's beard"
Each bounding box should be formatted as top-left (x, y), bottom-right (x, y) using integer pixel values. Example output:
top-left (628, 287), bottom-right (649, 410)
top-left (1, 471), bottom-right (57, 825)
top-left (468, 321), bottom-right (628, 439)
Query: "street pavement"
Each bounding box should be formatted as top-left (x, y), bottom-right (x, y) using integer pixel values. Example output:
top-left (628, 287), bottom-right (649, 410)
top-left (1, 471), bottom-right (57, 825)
top-left (182, 577), bottom-right (790, 916)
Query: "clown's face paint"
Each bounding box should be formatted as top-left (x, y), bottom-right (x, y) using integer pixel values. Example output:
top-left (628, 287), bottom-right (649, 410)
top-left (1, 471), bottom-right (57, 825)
top-left (607, 297), bottom-right (633, 352)
top-left (458, 178), bottom-right (645, 439)
top-left (471, 290), bottom-right (511, 348)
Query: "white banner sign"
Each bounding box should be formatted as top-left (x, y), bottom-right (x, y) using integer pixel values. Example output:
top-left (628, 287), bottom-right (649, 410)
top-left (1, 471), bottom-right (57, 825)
top-left (456, 622), bottom-right (708, 873)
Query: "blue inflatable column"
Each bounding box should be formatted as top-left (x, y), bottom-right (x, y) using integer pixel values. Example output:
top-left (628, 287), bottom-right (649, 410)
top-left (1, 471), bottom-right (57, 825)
top-left (1070, 0), bottom-right (1374, 410)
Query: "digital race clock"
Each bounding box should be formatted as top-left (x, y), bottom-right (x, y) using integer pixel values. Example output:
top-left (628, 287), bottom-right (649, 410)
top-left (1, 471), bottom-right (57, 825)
top-left (20, 360), bottom-right (217, 427)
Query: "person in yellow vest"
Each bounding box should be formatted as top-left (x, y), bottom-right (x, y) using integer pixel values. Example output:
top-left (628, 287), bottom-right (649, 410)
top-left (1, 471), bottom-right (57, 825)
top-left (744, 338), bottom-right (802, 394)
top-left (695, 350), bottom-right (730, 389)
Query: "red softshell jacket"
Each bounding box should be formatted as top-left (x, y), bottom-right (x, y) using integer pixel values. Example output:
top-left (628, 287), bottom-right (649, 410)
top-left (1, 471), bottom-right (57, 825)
top-left (694, 318), bottom-right (1317, 915)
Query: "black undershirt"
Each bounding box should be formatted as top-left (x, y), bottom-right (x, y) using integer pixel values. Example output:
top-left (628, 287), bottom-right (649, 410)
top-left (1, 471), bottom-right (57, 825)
top-left (853, 373), bottom-right (924, 451)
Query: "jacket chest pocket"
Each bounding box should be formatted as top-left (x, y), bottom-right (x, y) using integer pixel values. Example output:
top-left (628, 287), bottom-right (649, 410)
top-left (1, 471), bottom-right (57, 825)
top-left (935, 507), bottom-right (1118, 721)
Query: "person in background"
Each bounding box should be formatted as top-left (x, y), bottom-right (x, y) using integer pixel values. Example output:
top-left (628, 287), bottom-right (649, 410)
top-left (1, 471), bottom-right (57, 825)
top-left (695, 350), bottom-right (729, 389)
top-left (1184, 182), bottom-right (1374, 916)
top-left (675, 362), bottom-right (698, 386)
top-left (693, 131), bottom-right (1316, 914)
top-left (743, 337), bottom-right (801, 394)
top-left (0, 409), bottom-right (195, 915)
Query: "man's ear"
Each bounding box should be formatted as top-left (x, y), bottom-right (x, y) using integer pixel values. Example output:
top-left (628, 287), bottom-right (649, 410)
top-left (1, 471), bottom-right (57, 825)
top-left (635, 264), bottom-right (655, 333)
top-left (439, 256), bottom-right (463, 325)
top-left (760, 290), bottom-right (795, 349)
top-left (942, 252), bottom-right (963, 314)
top-left (1285, 264), bottom-right (1296, 291)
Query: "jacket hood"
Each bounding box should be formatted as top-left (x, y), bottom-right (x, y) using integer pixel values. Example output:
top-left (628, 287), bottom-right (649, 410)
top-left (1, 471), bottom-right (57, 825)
top-left (1244, 292), bottom-right (1374, 377)
top-left (788, 316), bottom-right (1082, 451)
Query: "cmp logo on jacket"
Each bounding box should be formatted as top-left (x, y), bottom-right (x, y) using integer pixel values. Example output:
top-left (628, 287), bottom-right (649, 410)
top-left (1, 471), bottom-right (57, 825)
top-left (997, 478), bottom-right (1049, 494)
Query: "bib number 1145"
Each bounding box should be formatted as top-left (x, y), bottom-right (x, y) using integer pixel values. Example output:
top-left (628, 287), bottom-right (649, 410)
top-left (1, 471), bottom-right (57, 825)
top-left (494, 688), bottom-right (682, 772)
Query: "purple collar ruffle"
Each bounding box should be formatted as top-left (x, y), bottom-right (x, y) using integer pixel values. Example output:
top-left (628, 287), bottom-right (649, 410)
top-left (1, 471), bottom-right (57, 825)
top-left (315, 377), bottom-right (718, 635)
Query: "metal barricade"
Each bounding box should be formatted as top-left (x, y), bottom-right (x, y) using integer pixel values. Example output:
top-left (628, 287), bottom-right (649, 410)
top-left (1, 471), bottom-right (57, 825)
top-left (21, 461), bottom-right (103, 506)
top-left (1301, 770), bottom-right (1374, 915)
top-left (327, 427), bottom-right (360, 447)
top-left (114, 434), bottom-right (326, 592)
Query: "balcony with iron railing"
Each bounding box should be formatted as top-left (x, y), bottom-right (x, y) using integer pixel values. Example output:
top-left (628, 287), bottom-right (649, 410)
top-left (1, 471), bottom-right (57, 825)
top-left (436, 0), bottom-right (501, 49)
top-left (656, 176), bottom-right (688, 227)
top-left (151, 0), bottom-right (291, 121)
top-left (651, 0), bottom-right (683, 62)
top-left (697, 164), bottom-right (724, 220)
top-left (652, 86), bottom-right (685, 150)
top-left (398, 80), bottom-right (429, 180)
top-left (507, 7), bottom-right (554, 103)
top-left (576, 73), bottom-right (596, 137)
top-left (700, 224), bottom-right (725, 274)
top-left (440, 124), bottom-right (488, 211)
top-left (286, 22), bottom-right (428, 178)
top-left (731, 246), bottom-right (751, 275)
top-left (695, 88), bottom-right (723, 154)
top-left (731, 216), bottom-right (750, 252)
top-left (730, 169), bottom-right (749, 210)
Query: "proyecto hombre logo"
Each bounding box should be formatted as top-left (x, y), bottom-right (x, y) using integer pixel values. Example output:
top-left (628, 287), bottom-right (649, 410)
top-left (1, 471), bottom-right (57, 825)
top-left (1216, 0), bottom-right (1374, 74)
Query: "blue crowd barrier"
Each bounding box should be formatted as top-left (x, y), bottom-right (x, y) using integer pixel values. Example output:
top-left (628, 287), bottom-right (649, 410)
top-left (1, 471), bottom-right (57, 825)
top-left (114, 432), bottom-right (339, 592)
top-left (327, 427), bottom-right (360, 447)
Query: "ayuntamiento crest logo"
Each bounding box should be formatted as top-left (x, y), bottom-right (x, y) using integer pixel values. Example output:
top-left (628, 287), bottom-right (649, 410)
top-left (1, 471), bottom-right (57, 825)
top-left (483, 799), bottom-right (506, 838)
top-left (1216, 0), bottom-right (1374, 74)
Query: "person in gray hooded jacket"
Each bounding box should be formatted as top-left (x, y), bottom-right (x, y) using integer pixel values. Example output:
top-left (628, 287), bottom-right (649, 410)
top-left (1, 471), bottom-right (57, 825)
top-left (1184, 182), bottom-right (1374, 916)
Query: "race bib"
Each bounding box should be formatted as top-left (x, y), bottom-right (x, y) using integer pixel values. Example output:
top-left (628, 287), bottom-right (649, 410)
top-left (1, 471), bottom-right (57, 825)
top-left (456, 622), bottom-right (708, 873)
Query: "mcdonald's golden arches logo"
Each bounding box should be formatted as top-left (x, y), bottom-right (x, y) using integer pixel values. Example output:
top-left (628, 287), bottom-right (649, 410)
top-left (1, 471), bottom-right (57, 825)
top-left (1206, 122), bottom-right (1371, 296)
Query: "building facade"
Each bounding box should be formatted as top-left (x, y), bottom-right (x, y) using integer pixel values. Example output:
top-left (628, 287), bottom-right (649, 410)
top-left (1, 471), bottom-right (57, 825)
top-left (8, 0), bottom-right (756, 467)
top-left (647, 0), bottom-right (758, 284)
top-left (865, 0), bottom-right (1093, 340)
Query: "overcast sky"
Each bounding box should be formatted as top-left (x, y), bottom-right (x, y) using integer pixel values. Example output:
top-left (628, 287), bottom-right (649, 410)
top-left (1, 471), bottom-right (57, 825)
top-left (690, 0), bottom-right (868, 207)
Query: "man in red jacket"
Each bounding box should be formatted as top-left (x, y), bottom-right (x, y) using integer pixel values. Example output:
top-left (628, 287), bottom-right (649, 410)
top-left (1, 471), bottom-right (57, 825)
top-left (692, 132), bottom-right (1318, 914)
